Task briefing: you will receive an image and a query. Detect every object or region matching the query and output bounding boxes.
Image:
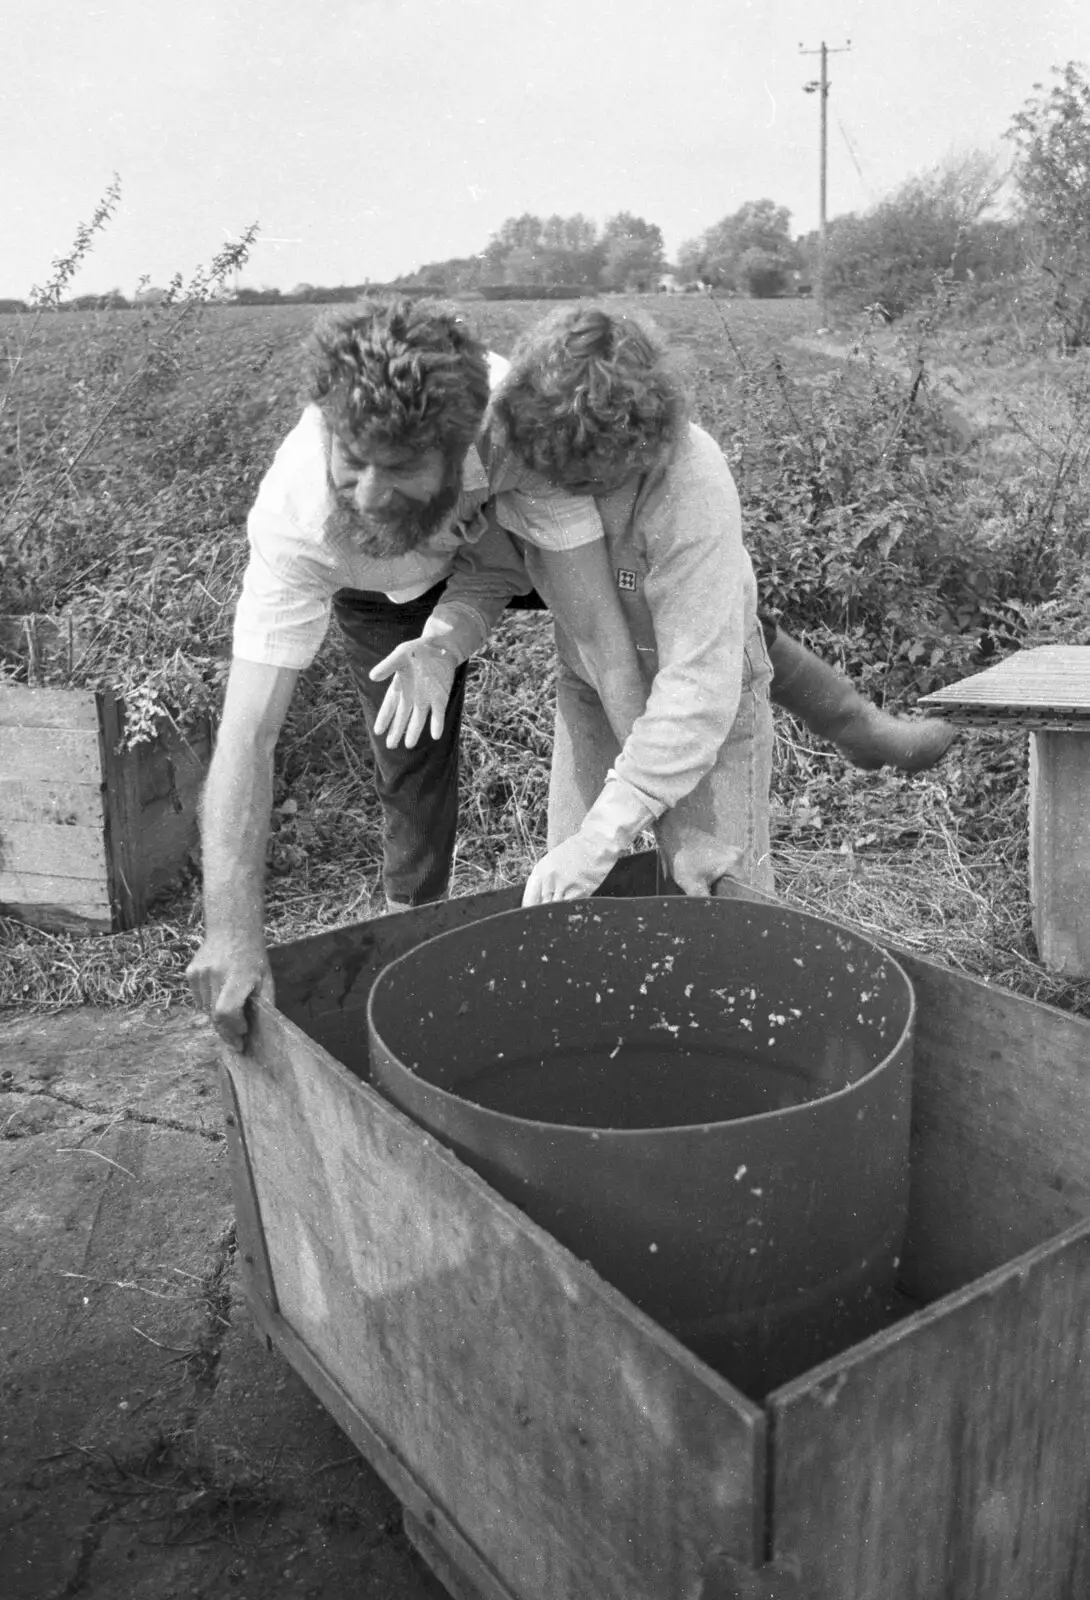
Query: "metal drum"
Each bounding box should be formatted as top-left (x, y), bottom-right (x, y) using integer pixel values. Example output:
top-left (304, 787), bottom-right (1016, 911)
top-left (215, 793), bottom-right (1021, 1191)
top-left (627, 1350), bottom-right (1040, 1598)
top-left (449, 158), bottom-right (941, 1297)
top-left (367, 896), bottom-right (915, 1394)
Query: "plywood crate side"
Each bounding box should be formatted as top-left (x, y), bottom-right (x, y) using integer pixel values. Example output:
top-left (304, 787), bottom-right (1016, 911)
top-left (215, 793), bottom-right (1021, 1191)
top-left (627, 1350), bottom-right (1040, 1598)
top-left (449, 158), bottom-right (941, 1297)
top-left (134, 722), bottom-right (212, 808)
top-left (267, 857), bottom-right (668, 1062)
top-left (769, 1220), bottom-right (1090, 1600)
top-left (237, 998), bottom-right (767, 1600)
top-left (896, 950), bottom-right (1090, 1300)
top-left (270, 885), bottom-right (525, 1067)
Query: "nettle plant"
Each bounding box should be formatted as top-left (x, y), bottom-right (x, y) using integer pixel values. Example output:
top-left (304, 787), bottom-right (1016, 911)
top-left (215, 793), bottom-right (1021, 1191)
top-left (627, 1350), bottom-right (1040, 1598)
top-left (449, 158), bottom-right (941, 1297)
top-left (695, 287), bottom-right (1087, 701)
top-left (0, 179), bottom-right (263, 744)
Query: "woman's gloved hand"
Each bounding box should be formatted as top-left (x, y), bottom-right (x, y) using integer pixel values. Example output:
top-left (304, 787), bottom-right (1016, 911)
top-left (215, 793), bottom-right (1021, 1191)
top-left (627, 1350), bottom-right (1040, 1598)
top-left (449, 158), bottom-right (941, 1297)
top-left (523, 774), bottom-right (657, 905)
top-left (370, 640), bottom-right (456, 748)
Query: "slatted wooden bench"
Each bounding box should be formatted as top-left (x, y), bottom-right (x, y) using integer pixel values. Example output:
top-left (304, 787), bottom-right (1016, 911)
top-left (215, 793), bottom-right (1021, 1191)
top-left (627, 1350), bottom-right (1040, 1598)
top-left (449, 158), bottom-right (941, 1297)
top-left (920, 644), bottom-right (1090, 977)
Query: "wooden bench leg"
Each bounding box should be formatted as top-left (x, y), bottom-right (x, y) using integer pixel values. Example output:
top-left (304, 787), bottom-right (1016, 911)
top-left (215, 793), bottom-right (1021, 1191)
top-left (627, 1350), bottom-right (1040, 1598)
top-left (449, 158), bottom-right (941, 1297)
top-left (1029, 730), bottom-right (1090, 976)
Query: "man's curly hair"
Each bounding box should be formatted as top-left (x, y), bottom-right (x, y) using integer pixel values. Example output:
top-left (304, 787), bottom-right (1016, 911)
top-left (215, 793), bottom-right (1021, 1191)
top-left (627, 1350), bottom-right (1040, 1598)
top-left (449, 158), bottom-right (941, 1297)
top-left (492, 304), bottom-right (690, 488)
top-left (306, 297), bottom-right (490, 462)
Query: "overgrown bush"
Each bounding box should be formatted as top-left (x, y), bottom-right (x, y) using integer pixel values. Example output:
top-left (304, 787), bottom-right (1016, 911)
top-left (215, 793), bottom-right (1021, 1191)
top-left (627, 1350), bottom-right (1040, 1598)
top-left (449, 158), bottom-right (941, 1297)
top-left (688, 293), bottom-right (1090, 711)
top-left (0, 184), bottom-right (278, 741)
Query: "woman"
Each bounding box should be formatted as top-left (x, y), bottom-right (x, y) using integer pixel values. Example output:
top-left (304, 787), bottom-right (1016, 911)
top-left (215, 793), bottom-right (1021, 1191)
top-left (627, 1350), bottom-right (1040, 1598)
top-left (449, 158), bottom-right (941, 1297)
top-left (490, 303), bottom-right (775, 903)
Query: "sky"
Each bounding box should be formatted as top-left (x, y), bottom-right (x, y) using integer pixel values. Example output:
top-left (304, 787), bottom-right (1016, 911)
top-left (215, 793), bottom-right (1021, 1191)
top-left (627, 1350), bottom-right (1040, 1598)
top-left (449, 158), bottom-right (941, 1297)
top-left (2, 0), bottom-right (1086, 298)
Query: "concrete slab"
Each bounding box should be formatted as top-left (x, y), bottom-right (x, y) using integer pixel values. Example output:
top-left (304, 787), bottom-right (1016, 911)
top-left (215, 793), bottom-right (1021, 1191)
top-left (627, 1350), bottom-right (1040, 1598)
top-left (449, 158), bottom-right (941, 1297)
top-left (0, 1007), bottom-right (448, 1599)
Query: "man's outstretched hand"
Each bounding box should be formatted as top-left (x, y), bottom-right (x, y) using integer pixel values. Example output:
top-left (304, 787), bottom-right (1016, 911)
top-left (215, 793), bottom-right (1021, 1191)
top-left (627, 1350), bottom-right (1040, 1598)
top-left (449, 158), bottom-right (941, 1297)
top-left (370, 639), bottom-right (456, 749)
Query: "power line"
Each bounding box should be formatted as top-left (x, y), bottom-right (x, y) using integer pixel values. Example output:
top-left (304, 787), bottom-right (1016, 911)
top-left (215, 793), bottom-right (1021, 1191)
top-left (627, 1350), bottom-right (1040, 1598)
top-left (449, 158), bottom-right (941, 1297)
top-left (837, 117), bottom-right (868, 191)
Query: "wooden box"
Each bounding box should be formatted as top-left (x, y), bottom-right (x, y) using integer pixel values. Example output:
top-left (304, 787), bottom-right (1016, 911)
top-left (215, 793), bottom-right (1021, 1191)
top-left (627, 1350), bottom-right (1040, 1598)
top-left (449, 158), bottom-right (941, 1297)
top-left (0, 683), bottom-right (210, 932)
top-left (222, 854), bottom-right (1090, 1600)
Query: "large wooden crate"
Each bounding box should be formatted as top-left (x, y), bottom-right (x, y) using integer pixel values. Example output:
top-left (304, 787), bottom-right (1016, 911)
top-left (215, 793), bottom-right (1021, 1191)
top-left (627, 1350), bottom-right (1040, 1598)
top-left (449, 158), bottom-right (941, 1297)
top-left (221, 854), bottom-right (1090, 1600)
top-left (0, 683), bottom-right (209, 932)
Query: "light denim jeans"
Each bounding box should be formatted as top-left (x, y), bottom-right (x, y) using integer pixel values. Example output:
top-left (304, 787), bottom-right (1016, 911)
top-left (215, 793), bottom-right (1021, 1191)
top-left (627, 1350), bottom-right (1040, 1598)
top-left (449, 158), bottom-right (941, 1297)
top-left (547, 622), bottom-right (775, 897)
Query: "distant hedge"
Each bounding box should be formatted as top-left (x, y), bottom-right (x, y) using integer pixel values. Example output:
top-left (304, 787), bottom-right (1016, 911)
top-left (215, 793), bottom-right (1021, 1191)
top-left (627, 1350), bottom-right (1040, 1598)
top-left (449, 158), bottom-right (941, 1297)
top-left (477, 284), bottom-right (591, 301)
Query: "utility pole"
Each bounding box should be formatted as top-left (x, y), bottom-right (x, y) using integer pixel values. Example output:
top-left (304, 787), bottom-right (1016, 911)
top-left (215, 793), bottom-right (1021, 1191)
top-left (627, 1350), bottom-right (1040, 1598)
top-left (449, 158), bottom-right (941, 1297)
top-left (800, 39), bottom-right (851, 327)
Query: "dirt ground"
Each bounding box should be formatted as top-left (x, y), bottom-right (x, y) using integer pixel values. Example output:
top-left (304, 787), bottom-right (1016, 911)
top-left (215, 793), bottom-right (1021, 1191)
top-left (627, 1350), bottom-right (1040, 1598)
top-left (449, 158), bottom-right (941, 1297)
top-left (0, 1005), bottom-right (448, 1600)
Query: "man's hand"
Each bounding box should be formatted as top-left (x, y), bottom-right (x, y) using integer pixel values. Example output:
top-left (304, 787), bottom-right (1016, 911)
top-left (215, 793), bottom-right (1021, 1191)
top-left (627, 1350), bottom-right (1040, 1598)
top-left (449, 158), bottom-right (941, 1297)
top-left (523, 830), bottom-right (617, 905)
top-left (369, 639), bottom-right (456, 749)
top-left (186, 933), bottom-right (274, 1053)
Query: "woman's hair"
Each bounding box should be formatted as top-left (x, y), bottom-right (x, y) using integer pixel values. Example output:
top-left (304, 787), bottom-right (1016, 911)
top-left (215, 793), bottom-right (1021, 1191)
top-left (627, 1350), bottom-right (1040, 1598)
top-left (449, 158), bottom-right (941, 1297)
top-left (305, 297), bottom-right (490, 462)
top-left (492, 304), bottom-right (690, 487)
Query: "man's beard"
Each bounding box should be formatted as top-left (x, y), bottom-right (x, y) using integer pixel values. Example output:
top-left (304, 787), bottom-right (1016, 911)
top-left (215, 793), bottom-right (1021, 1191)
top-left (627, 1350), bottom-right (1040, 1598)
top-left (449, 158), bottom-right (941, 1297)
top-left (325, 478), bottom-right (462, 560)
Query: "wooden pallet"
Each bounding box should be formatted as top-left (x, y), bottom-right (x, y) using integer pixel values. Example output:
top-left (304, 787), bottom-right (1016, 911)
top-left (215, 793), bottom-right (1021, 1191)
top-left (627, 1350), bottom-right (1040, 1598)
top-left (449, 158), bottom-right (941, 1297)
top-left (221, 854), bottom-right (1090, 1600)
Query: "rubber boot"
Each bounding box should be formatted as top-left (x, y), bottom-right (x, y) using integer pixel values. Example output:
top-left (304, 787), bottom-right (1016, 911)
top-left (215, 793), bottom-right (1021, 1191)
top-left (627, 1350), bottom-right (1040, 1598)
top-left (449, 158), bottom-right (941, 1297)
top-left (767, 630), bottom-right (957, 773)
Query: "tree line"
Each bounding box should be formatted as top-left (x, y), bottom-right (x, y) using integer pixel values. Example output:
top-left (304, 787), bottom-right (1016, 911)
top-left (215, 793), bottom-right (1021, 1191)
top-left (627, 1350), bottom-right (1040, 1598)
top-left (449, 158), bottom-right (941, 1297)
top-left (5, 63), bottom-right (1085, 346)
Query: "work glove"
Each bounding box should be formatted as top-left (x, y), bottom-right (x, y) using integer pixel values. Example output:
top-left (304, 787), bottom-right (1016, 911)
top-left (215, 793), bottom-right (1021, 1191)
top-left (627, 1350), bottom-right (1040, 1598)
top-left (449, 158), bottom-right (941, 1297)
top-left (370, 639), bottom-right (457, 748)
top-left (523, 774), bottom-right (657, 905)
top-left (369, 605), bottom-right (485, 749)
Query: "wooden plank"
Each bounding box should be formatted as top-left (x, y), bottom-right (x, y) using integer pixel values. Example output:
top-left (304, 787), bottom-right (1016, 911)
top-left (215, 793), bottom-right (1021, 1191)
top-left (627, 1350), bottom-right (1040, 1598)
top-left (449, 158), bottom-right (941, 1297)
top-left (768, 1219), bottom-right (1090, 1600)
top-left (0, 725), bottom-right (103, 783)
top-left (893, 951), bottom-right (1090, 1300)
top-left (404, 1511), bottom-right (502, 1600)
top-left (99, 692), bottom-right (140, 929)
top-left (0, 886), bottom-right (113, 933)
top-left (0, 867), bottom-right (110, 908)
top-left (0, 778), bottom-right (104, 828)
top-left (238, 1000), bottom-right (766, 1600)
top-left (218, 1059), bottom-right (279, 1317)
top-left (0, 820), bottom-right (109, 879)
top-left (0, 684), bottom-right (100, 730)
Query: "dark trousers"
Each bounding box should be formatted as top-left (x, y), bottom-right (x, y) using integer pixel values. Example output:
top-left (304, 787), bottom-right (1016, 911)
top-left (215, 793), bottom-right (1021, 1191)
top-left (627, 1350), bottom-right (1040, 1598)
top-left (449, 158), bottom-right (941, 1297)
top-left (333, 584), bottom-right (469, 907)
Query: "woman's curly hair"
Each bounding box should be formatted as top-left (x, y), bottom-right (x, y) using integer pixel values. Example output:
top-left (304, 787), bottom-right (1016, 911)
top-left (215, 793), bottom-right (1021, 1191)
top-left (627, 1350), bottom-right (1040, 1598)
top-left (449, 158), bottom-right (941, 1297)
top-left (492, 304), bottom-right (690, 488)
top-left (305, 297), bottom-right (490, 462)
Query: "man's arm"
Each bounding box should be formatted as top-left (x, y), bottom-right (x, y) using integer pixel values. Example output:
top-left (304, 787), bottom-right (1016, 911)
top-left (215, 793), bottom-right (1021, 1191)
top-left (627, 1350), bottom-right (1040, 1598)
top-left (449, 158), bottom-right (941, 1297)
top-left (186, 658), bottom-right (299, 1051)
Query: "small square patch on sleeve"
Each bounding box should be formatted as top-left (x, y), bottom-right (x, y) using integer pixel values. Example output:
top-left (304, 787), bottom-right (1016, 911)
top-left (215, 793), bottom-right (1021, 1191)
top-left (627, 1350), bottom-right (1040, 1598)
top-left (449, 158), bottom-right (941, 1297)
top-left (617, 568), bottom-right (638, 592)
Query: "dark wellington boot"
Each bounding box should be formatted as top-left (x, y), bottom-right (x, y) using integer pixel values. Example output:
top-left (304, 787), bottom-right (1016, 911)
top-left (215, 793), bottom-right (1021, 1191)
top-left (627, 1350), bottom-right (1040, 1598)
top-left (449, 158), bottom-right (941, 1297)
top-left (767, 631), bottom-right (957, 773)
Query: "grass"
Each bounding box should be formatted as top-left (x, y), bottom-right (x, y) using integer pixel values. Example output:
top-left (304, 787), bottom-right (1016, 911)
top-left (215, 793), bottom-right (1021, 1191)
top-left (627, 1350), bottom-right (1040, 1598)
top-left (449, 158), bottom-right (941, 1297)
top-left (2, 293), bottom-right (1088, 1020)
